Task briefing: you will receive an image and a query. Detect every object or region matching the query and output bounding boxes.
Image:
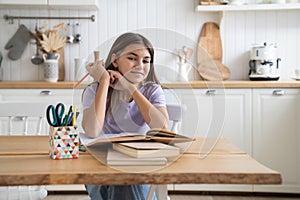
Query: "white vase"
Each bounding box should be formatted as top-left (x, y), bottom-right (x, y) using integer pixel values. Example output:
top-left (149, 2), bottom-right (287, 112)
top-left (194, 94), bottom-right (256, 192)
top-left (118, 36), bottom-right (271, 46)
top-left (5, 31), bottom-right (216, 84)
top-left (177, 62), bottom-right (191, 82)
top-left (43, 53), bottom-right (60, 82)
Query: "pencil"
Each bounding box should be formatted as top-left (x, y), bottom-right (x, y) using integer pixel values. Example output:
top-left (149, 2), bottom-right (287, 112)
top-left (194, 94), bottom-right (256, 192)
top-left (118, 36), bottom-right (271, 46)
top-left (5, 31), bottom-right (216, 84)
top-left (74, 72), bottom-right (89, 88)
top-left (74, 51), bottom-right (100, 88)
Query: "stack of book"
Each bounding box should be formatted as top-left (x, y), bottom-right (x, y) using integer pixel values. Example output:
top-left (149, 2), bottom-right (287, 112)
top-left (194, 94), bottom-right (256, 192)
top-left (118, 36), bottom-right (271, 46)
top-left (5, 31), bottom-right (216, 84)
top-left (107, 142), bottom-right (180, 166)
top-left (80, 128), bottom-right (194, 166)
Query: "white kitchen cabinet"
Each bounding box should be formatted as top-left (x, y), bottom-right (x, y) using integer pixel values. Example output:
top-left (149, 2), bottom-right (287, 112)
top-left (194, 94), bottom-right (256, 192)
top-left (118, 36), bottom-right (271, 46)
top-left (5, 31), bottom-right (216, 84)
top-left (252, 88), bottom-right (300, 194)
top-left (0, 0), bottom-right (47, 5)
top-left (48, 0), bottom-right (99, 9)
top-left (0, 0), bottom-right (99, 9)
top-left (167, 88), bottom-right (252, 192)
top-left (166, 88), bottom-right (252, 153)
top-left (0, 88), bottom-right (84, 135)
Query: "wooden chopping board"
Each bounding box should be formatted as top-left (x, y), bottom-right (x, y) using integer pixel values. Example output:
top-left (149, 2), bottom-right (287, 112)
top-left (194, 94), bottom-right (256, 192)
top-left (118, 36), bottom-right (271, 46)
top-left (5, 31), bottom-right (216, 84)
top-left (198, 22), bottom-right (222, 63)
top-left (197, 22), bottom-right (231, 81)
top-left (198, 60), bottom-right (231, 81)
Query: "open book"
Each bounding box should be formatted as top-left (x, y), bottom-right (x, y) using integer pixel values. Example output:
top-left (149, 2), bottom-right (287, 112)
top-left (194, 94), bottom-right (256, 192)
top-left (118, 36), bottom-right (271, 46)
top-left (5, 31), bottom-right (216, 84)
top-left (80, 128), bottom-right (194, 146)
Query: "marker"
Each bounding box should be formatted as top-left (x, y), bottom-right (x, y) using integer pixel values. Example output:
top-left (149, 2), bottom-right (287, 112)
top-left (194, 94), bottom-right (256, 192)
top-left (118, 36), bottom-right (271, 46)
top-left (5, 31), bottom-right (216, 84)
top-left (72, 105), bottom-right (77, 126)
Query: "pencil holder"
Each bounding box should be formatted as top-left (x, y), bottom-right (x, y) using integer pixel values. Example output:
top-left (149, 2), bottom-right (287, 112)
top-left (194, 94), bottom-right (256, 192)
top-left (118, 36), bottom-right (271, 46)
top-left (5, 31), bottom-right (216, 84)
top-left (49, 126), bottom-right (79, 160)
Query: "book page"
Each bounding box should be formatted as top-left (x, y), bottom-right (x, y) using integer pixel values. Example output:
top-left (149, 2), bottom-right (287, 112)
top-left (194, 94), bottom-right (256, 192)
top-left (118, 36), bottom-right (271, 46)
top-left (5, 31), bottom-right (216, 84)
top-left (79, 132), bottom-right (145, 146)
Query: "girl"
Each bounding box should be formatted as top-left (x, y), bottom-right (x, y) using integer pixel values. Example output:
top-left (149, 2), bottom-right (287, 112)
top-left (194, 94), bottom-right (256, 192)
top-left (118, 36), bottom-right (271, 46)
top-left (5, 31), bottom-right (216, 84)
top-left (82, 32), bottom-right (169, 200)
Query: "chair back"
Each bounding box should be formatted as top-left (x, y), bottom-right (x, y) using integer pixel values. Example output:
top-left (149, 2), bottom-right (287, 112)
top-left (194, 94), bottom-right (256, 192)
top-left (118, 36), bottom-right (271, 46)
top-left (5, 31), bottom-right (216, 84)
top-left (0, 101), bottom-right (48, 198)
top-left (166, 104), bottom-right (183, 133)
top-left (0, 102), bottom-right (48, 135)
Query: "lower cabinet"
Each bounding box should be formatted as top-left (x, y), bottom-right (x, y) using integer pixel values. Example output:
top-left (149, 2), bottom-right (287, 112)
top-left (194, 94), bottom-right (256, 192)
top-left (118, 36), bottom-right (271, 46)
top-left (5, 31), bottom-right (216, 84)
top-left (0, 89), bottom-right (84, 135)
top-left (165, 88), bottom-right (252, 192)
top-left (167, 88), bottom-right (300, 193)
top-left (252, 88), bottom-right (300, 193)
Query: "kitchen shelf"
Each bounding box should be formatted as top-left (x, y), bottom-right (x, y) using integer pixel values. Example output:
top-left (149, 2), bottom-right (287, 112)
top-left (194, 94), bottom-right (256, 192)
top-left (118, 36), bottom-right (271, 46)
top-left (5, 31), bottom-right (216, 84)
top-left (196, 3), bottom-right (300, 11)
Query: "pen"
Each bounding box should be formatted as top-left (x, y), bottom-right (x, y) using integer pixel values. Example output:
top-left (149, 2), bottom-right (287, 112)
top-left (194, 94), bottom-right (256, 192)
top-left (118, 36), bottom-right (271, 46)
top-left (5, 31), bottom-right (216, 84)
top-left (67, 112), bottom-right (74, 126)
top-left (62, 105), bottom-right (72, 126)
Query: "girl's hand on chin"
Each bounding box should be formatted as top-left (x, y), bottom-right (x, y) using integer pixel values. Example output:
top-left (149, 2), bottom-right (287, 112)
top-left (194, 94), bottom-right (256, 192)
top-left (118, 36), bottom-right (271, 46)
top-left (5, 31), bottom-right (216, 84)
top-left (108, 70), bottom-right (135, 93)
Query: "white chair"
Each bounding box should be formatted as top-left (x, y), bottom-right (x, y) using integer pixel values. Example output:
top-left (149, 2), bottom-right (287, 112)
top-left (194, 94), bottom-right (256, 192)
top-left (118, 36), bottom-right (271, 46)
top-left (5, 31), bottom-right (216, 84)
top-left (0, 102), bottom-right (49, 200)
top-left (147, 104), bottom-right (183, 200)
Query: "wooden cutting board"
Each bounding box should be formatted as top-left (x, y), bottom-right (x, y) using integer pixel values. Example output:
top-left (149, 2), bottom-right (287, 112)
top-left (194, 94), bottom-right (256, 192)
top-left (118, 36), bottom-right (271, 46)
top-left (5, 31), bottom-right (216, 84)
top-left (198, 60), bottom-right (231, 81)
top-left (197, 22), bottom-right (231, 80)
top-left (198, 22), bottom-right (222, 63)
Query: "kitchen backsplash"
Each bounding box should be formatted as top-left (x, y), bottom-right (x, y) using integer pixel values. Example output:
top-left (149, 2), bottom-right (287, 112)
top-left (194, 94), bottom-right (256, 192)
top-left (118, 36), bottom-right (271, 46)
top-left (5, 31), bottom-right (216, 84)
top-left (0, 0), bottom-right (300, 82)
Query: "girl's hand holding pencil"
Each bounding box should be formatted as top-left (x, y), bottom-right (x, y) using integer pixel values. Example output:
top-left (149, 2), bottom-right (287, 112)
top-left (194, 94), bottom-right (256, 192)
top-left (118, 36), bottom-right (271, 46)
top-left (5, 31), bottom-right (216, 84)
top-left (74, 51), bottom-right (109, 88)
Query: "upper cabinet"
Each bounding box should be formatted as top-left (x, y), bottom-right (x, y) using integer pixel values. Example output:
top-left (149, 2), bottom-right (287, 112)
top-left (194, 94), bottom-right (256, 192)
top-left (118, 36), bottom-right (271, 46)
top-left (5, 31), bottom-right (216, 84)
top-left (48, 0), bottom-right (99, 9)
top-left (0, 0), bottom-right (99, 9)
top-left (196, 3), bottom-right (300, 12)
top-left (0, 0), bottom-right (47, 5)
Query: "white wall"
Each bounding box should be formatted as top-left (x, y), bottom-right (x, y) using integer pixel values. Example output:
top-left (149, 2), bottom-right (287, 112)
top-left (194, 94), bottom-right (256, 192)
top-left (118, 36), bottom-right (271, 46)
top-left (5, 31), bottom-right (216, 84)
top-left (0, 0), bottom-right (299, 81)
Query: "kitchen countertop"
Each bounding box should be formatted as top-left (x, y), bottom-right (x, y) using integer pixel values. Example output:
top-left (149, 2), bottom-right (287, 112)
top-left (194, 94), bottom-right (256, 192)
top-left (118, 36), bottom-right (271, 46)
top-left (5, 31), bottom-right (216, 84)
top-left (0, 80), bottom-right (300, 89)
top-left (163, 80), bottom-right (300, 88)
top-left (0, 81), bottom-right (89, 89)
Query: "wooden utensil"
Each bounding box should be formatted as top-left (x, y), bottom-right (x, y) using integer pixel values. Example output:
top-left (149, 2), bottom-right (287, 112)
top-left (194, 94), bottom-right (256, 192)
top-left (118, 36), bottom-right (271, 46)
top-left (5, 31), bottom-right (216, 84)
top-left (185, 48), bottom-right (193, 63)
top-left (179, 47), bottom-right (193, 64)
top-left (58, 48), bottom-right (65, 81)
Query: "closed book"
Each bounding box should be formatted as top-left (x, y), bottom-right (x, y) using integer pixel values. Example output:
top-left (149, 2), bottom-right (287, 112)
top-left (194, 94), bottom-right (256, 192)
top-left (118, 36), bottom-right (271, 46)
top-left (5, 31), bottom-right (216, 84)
top-left (106, 149), bottom-right (167, 166)
top-left (112, 142), bottom-right (180, 158)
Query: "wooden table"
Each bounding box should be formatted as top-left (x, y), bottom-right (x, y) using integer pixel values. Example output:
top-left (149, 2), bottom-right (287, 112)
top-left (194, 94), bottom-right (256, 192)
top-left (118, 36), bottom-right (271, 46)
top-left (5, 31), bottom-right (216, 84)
top-left (0, 136), bottom-right (281, 187)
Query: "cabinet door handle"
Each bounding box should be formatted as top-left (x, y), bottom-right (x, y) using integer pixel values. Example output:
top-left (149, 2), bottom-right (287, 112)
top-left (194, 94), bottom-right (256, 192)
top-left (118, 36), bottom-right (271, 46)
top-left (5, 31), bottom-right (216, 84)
top-left (14, 116), bottom-right (26, 121)
top-left (40, 90), bottom-right (52, 95)
top-left (273, 90), bottom-right (285, 96)
top-left (206, 89), bottom-right (216, 96)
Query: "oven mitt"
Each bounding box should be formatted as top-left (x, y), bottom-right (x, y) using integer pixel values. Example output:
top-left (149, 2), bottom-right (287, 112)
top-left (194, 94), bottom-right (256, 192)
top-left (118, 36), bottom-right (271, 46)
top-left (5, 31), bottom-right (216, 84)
top-left (5, 24), bottom-right (33, 60)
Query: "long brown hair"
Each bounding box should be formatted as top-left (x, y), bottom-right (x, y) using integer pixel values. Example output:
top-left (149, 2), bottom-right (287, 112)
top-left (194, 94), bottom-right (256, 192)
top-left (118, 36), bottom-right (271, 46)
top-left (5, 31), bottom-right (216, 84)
top-left (105, 32), bottom-right (159, 113)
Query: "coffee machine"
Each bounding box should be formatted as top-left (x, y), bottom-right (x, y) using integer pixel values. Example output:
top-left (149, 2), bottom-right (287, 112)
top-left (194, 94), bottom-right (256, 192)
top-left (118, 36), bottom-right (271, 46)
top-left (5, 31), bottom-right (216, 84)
top-left (249, 42), bottom-right (281, 81)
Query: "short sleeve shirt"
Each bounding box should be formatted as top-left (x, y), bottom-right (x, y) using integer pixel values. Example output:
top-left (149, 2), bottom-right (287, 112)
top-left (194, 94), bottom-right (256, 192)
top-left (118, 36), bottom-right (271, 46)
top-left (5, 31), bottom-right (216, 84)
top-left (82, 82), bottom-right (166, 135)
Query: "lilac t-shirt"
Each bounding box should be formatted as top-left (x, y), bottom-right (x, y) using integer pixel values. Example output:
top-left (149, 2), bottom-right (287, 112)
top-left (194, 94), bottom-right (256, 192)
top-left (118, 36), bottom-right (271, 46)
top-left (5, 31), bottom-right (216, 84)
top-left (82, 82), bottom-right (166, 135)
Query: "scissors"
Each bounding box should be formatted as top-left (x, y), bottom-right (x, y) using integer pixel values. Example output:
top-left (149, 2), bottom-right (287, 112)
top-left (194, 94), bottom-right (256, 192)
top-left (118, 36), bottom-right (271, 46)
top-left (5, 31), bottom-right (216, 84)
top-left (46, 103), bottom-right (65, 127)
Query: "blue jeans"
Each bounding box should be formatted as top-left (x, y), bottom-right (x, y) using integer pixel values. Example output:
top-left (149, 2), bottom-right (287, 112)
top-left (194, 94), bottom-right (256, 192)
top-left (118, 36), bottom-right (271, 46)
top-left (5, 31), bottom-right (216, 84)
top-left (85, 184), bottom-right (157, 200)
